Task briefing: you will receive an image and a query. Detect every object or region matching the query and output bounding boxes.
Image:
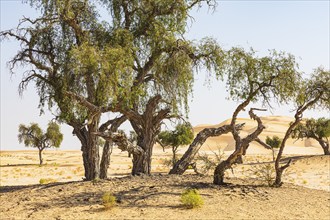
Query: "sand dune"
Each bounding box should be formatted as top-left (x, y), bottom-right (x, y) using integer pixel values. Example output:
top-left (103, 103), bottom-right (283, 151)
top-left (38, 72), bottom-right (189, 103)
top-left (193, 116), bottom-right (324, 155)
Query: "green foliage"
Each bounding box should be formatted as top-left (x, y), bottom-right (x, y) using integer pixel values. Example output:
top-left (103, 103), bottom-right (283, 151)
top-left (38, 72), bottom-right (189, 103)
top-left (266, 136), bottom-right (282, 149)
top-left (181, 188), bottom-right (204, 209)
top-left (39, 178), bottom-right (57, 184)
top-left (224, 47), bottom-right (301, 105)
top-left (158, 123), bottom-right (194, 166)
top-left (18, 123), bottom-right (43, 148)
top-left (292, 118), bottom-right (330, 140)
top-left (158, 123), bottom-right (194, 149)
top-left (102, 192), bottom-right (116, 210)
top-left (295, 68), bottom-right (330, 110)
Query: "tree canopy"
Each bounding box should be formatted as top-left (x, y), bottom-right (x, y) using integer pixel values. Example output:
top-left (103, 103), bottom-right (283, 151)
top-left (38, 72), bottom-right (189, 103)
top-left (265, 136), bottom-right (281, 149)
top-left (292, 118), bottom-right (330, 155)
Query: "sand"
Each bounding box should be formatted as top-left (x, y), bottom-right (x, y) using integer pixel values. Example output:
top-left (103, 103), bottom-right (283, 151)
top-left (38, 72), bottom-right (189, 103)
top-left (1, 116), bottom-right (329, 219)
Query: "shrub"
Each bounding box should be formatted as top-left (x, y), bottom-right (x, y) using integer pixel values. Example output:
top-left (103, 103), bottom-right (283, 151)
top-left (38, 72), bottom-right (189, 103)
top-left (39, 178), bottom-right (57, 184)
top-left (249, 163), bottom-right (275, 186)
top-left (181, 188), bottom-right (204, 209)
top-left (102, 192), bottom-right (116, 209)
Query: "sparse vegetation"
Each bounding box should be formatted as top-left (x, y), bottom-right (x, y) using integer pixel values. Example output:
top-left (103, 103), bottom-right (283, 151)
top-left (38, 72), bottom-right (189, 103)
top-left (195, 147), bottom-right (225, 175)
top-left (249, 163), bottom-right (275, 186)
top-left (181, 188), bottom-right (204, 209)
top-left (39, 178), bottom-right (57, 184)
top-left (102, 192), bottom-right (116, 210)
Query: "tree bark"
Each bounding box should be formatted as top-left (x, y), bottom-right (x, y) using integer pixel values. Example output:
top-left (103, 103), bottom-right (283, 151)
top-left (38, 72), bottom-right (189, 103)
top-left (213, 108), bottom-right (266, 185)
top-left (318, 140), bottom-right (330, 155)
top-left (74, 123), bottom-right (100, 181)
top-left (38, 149), bottom-right (43, 165)
top-left (99, 116), bottom-right (126, 179)
top-left (100, 141), bottom-right (113, 179)
top-left (169, 123), bottom-right (244, 175)
top-left (132, 131), bottom-right (155, 175)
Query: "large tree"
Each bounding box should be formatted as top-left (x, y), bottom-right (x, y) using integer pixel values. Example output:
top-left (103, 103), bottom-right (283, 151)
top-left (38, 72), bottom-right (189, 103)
top-left (94, 0), bottom-right (225, 175)
top-left (1, 0), bottom-right (132, 180)
top-left (18, 122), bottom-right (63, 165)
top-left (291, 118), bottom-right (330, 155)
top-left (1, 0), bottom-right (224, 178)
top-left (274, 68), bottom-right (330, 186)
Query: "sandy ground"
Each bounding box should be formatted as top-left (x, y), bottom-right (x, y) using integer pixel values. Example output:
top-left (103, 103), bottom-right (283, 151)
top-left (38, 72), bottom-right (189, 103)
top-left (1, 116), bottom-right (330, 219)
top-left (1, 149), bottom-right (329, 219)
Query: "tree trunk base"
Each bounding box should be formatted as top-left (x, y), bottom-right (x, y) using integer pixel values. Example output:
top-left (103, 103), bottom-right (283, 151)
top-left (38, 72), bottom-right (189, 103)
top-left (213, 161), bottom-right (228, 185)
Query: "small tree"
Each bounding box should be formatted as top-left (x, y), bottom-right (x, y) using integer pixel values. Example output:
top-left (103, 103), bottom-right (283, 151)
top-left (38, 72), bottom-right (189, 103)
top-left (292, 118), bottom-right (330, 155)
top-left (158, 124), bottom-right (194, 167)
top-left (266, 136), bottom-right (282, 160)
top-left (18, 122), bottom-right (63, 165)
top-left (274, 68), bottom-right (330, 186)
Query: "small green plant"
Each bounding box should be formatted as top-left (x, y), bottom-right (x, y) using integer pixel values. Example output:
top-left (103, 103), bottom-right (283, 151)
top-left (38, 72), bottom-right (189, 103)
top-left (181, 188), bottom-right (204, 209)
top-left (39, 178), bottom-right (57, 184)
top-left (161, 158), bottom-right (175, 168)
top-left (92, 178), bottom-right (101, 185)
top-left (194, 146), bottom-right (224, 175)
top-left (102, 192), bottom-right (116, 210)
top-left (249, 163), bottom-right (275, 186)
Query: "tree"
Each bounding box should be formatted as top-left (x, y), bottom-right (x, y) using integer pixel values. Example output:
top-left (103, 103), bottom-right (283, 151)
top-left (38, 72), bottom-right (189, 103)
top-left (291, 118), bottom-right (330, 155)
top-left (2, 0), bottom-right (226, 178)
top-left (18, 122), bottom-right (63, 165)
top-left (274, 68), bottom-right (330, 186)
top-left (1, 0), bottom-right (131, 180)
top-left (212, 48), bottom-right (301, 185)
top-left (266, 136), bottom-right (281, 149)
top-left (93, 0), bottom-right (225, 175)
top-left (158, 123), bottom-right (194, 167)
top-left (266, 136), bottom-right (282, 160)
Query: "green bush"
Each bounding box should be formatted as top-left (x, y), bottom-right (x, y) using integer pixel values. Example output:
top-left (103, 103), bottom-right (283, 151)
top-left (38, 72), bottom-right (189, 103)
top-left (181, 188), bottom-right (204, 209)
top-left (39, 178), bottom-right (57, 184)
top-left (102, 192), bottom-right (116, 209)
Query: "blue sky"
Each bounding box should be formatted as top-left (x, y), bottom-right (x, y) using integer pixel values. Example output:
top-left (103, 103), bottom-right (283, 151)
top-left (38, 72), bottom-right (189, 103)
top-left (1, 1), bottom-right (329, 150)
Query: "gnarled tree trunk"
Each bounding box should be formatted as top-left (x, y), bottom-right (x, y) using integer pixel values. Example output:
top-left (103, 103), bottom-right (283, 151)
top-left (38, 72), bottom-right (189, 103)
top-left (99, 116), bottom-right (126, 179)
top-left (100, 141), bottom-right (113, 179)
top-left (318, 140), bottom-right (330, 155)
top-left (73, 121), bottom-right (100, 181)
top-left (131, 127), bottom-right (157, 175)
top-left (213, 108), bottom-right (266, 185)
top-left (169, 124), bottom-right (244, 175)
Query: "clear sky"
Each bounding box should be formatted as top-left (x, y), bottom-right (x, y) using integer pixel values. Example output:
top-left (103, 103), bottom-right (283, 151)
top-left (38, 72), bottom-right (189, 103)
top-left (1, 1), bottom-right (329, 150)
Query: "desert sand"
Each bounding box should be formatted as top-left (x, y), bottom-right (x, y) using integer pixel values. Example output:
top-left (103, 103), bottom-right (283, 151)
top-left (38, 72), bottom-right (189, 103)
top-left (1, 116), bottom-right (329, 219)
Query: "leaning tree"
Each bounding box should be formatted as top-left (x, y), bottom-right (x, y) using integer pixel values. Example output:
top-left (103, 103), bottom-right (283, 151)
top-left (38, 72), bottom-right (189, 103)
top-left (18, 122), bottom-right (63, 165)
top-left (274, 68), bottom-right (330, 186)
top-left (292, 118), bottom-right (330, 155)
top-left (171, 48), bottom-right (301, 177)
top-left (211, 47), bottom-right (301, 185)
